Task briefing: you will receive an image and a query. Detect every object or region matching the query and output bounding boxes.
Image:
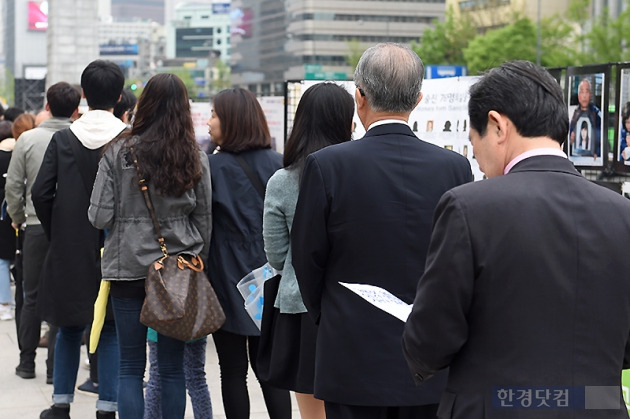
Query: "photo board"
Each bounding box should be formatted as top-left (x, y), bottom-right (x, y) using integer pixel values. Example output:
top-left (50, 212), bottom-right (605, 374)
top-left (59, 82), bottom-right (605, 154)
top-left (565, 64), bottom-right (610, 168)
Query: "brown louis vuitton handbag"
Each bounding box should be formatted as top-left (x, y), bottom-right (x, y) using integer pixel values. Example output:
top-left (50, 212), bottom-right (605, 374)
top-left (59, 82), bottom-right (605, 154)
top-left (131, 147), bottom-right (225, 341)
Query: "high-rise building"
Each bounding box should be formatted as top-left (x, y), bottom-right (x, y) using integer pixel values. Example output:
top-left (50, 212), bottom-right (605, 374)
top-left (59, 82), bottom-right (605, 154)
top-left (230, 0), bottom-right (446, 96)
top-left (100, 18), bottom-right (165, 80)
top-left (47, 0), bottom-right (99, 86)
top-left (448, 0), bottom-right (626, 33)
top-left (161, 2), bottom-right (230, 98)
top-left (168, 2), bottom-right (230, 61)
top-left (112, 0), bottom-right (165, 24)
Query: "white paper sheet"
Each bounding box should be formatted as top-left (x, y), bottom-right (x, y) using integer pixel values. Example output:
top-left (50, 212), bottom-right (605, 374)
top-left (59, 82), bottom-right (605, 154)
top-left (339, 282), bottom-right (412, 322)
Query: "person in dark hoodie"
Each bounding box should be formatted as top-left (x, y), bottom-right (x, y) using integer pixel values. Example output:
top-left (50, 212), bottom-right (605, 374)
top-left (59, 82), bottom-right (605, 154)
top-left (32, 60), bottom-right (126, 419)
top-left (0, 121), bottom-right (16, 323)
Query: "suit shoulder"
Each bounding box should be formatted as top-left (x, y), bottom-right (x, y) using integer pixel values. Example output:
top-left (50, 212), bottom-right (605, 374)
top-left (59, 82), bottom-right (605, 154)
top-left (50, 127), bottom-right (76, 143)
top-left (432, 143), bottom-right (470, 167)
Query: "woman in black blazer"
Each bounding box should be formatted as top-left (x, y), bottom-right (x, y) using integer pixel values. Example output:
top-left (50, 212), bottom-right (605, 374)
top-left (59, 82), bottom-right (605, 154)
top-left (206, 88), bottom-right (290, 419)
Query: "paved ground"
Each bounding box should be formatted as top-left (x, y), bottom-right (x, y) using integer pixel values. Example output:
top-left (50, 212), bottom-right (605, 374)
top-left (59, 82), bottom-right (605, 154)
top-left (0, 298), bottom-right (300, 418)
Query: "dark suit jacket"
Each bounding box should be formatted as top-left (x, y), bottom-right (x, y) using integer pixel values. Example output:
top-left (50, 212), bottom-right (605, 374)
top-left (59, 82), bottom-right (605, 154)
top-left (291, 123), bottom-right (473, 406)
top-left (403, 155), bottom-right (630, 418)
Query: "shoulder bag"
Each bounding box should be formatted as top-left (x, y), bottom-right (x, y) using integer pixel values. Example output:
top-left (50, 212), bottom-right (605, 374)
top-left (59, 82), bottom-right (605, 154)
top-left (131, 147), bottom-right (225, 341)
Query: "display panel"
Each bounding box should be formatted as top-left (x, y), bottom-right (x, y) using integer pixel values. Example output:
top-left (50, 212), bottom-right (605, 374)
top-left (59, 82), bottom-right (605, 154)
top-left (565, 65), bottom-right (610, 168)
top-left (286, 77), bottom-right (484, 180)
top-left (616, 65), bottom-right (630, 168)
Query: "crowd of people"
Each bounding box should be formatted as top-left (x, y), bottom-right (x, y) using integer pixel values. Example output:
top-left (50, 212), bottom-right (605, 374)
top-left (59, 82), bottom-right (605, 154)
top-left (1, 42), bottom-right (630, 419)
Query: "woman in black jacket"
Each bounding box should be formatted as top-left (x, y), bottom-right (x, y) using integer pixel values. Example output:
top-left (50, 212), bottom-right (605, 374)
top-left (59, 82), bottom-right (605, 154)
top-left (207, 88), bottom-right (291, 419)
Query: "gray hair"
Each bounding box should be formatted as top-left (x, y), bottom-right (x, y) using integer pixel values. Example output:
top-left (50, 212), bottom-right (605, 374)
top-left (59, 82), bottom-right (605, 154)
top-left (354, 43), bottom-right (424, 113)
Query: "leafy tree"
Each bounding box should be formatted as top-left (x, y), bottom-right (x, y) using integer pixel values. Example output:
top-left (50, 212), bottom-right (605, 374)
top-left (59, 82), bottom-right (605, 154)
top-left (539, 16), bottom-right (579, 68)
top-left (579, 4), bottom-right (630, 64)
top-left (464, 17), bottom-right (538, 74)
top-left (462, 11), bottom-right (586, 74)
top-left (212, 59), bottom-right (231, 93)
top-left (411, 5), bottom-right (477, 66)
top-left (0, 68), bottom-right (14, 107)
top-left (169, 68), bottom-right (199, 99)
top-left (345, 39), bottom-right (366, 71)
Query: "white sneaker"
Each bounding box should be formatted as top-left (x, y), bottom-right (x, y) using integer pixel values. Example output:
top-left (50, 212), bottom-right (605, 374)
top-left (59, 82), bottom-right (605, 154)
top-left (0, 304), bottom-right (13, 321)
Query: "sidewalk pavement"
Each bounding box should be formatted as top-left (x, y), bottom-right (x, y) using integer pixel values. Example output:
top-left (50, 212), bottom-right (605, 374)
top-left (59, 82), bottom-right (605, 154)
top-left (0, 302), bottom-right (300, 418)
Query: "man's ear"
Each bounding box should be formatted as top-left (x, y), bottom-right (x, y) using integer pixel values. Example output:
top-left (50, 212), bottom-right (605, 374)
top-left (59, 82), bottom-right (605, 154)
top-left (355, 87), bottom-right (367, 110)
top-left (488, 110), bottom-right (509, 144)
top-left (415, 92), bottom-right (423, 107)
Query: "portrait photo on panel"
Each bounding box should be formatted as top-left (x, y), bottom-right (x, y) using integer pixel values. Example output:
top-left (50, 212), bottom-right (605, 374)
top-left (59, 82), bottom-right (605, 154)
top-left (568, 73), bottom-right (605, 167)
top-left (618, 68), bottom-right (630, 165)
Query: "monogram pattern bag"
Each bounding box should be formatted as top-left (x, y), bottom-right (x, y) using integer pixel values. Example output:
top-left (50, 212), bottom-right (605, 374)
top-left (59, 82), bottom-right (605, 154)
top-left (131, 147), bottom-right (225, 341)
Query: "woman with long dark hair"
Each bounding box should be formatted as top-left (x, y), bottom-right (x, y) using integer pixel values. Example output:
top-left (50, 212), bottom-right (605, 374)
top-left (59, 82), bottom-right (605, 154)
top-left (206, 87), bottom-right (291, 419)
top-left (262, 82), bottom-right (354, 419)
top-left (89, 73), bottom-right (212, 419)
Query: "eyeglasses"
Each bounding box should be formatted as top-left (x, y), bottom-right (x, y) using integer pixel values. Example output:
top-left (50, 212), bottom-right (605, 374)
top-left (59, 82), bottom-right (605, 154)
top-left (356, 86), bottom-right (366, 97)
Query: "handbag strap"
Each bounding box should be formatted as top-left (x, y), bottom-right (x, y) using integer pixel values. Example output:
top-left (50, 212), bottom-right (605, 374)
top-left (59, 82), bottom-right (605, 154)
top-left (234, 154), bottom-right (266, 199)
top-left (129, 146), bottom-right (168, 259)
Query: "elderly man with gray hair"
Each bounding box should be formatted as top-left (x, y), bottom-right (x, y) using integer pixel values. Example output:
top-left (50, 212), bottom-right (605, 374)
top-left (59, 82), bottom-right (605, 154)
top-left (291, 43), bottom-right (473, 419)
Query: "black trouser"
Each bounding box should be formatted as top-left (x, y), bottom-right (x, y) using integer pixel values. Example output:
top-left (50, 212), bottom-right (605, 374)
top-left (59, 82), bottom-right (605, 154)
top-left (18, 224), bottom-right (56, 375)
top-left (212, 329), bottom-right (292, 419)
top-left (324, 401), bottom-right (439, 419)
top-left (13, 229), bottom-right (23, 350)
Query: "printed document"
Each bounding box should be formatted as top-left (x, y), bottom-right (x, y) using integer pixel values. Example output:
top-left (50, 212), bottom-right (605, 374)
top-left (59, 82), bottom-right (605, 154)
top-left (339, 282), bottom-right (412, 322)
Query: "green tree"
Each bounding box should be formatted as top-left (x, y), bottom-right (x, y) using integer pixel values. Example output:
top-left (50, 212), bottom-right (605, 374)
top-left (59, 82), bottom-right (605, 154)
top-left (464, 17), bottom-right (537, 74)
top-left (538, 16), bottom-right (579, 68)
top-left (0, 68), bottom-right (15, 107)
top-left (578, 4), bottom-right (630, 63)
top-left (170, 68), bottom-right (199, 99)
top-left (345, 39), bottom-right (366, 71)
top-left (462, 13), bottom-right (583, 74)
top-left (411, 5), bottom-right (477, 66)
top-left (212, 59), bottom-right (231, 93)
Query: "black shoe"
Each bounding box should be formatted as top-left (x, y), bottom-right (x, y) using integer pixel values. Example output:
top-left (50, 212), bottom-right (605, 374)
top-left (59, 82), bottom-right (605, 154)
top-left (15, 364), bottom-right (35, 379)
top-left (46, 374), bottom-right (53, 385)
top-left (40, 405), bottom-right (70, 419)
top-left (96, 411), bottom-right (115, 419)
top-left (77, 378), bottom-right (99, 395)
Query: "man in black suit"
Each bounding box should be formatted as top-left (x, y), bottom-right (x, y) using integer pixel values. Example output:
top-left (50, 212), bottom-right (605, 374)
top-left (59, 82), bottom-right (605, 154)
top-left (403, 60), bottom-right (630, 418)
top-left (291, 43), bottom-right (472, 419)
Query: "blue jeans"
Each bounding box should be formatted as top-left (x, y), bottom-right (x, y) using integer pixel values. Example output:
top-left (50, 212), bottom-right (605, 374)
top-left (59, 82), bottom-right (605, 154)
top-left (0, 258), bottom-right (11, 303)
top-left (112, 296), bottom-right (186, 419)
top-left (145, 338), bottom-right (212, 419)
top-left (52, 323), bottom-right (118, 411)
top-left (96, 321), bottom-right (119, 412)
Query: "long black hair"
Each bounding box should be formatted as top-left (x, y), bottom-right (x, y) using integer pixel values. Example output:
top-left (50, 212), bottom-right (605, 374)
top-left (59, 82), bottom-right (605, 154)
top-left (283, 83), bottom-right (354, 172)
top-left (118, 73), bottom-right (201, 197)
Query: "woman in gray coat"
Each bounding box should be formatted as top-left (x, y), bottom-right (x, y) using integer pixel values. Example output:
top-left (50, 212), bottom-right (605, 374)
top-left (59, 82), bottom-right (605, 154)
top-left (261, 83), bottom-right (354, 419)
top-left (89, 73), bottom-right (212, 419)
